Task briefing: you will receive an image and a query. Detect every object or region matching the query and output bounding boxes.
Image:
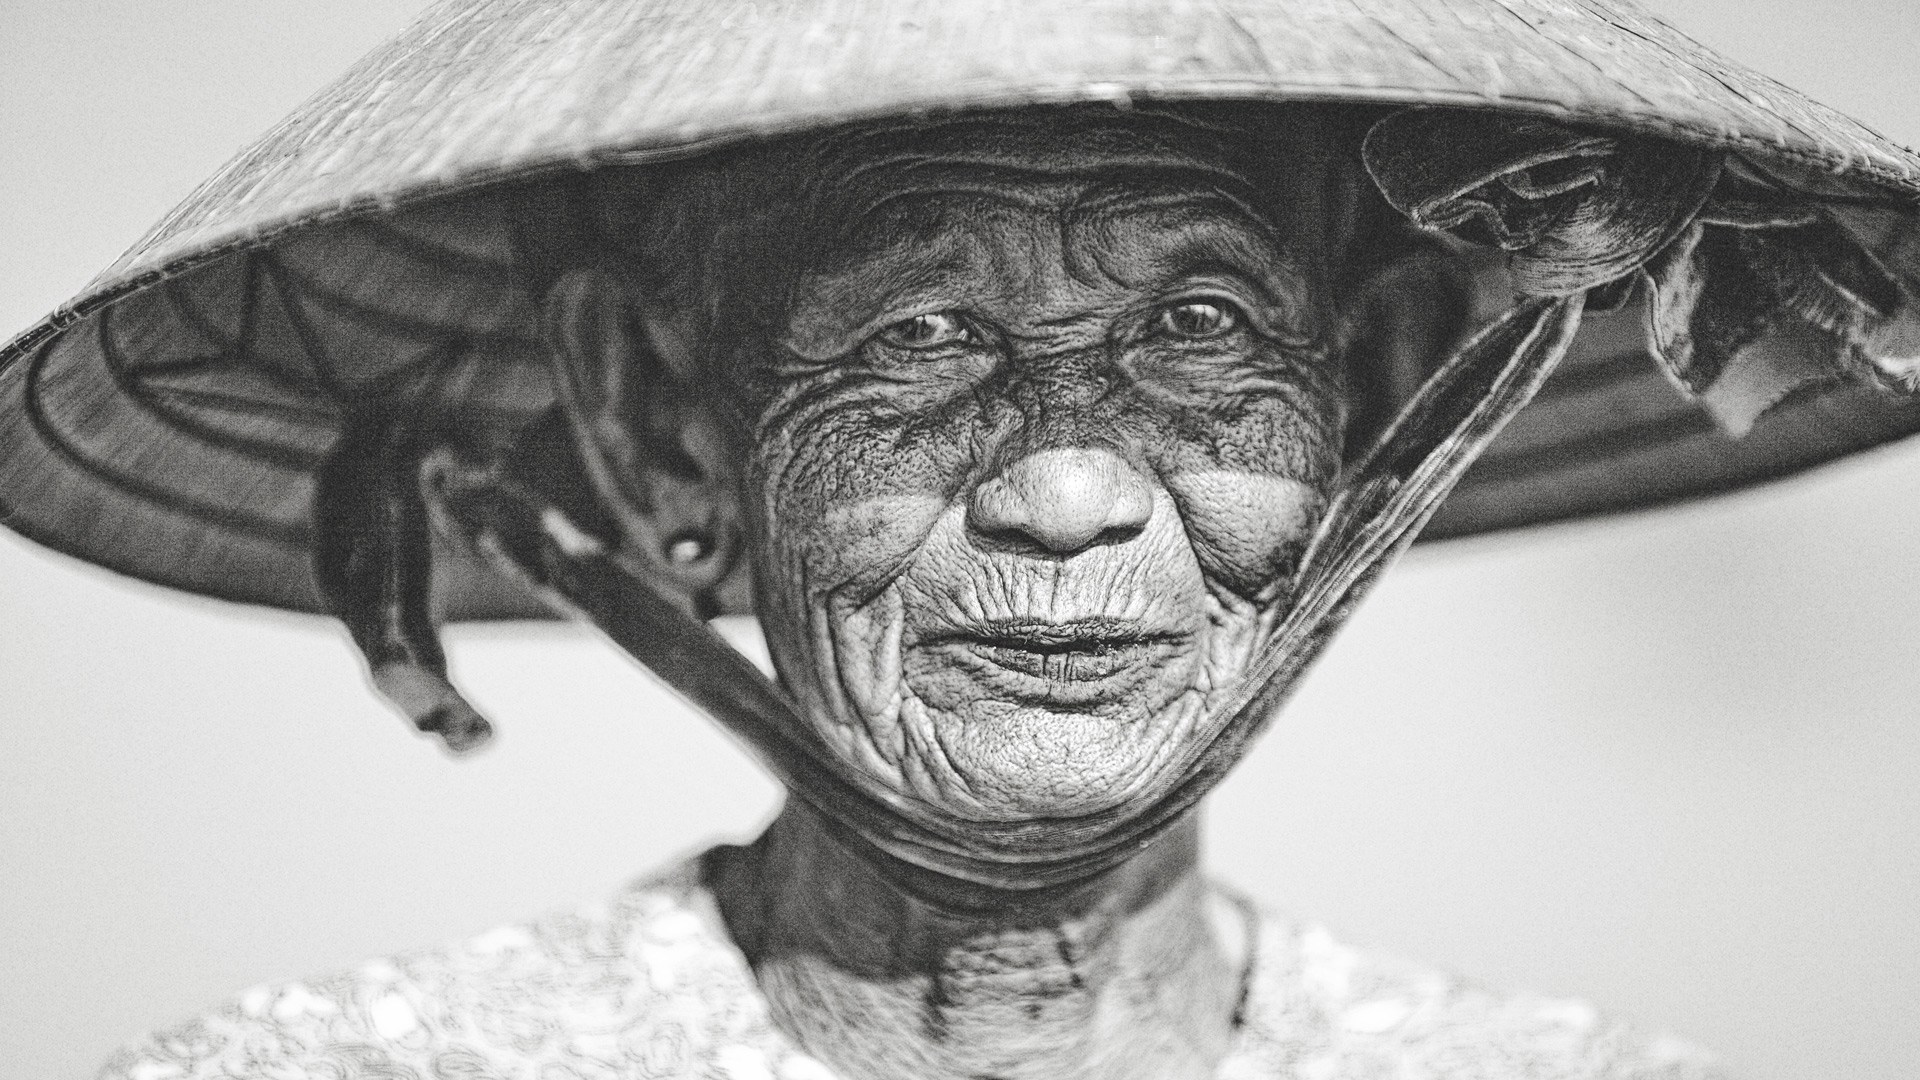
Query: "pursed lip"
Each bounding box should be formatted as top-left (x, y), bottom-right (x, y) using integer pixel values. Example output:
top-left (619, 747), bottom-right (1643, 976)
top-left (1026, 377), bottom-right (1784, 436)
top-left (918, 617), bottom-right (1191, 698)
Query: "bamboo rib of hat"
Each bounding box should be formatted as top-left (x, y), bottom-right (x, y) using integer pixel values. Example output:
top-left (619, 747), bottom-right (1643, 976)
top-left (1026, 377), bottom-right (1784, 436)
top-left (4, 0), bottom-right (1919, 622)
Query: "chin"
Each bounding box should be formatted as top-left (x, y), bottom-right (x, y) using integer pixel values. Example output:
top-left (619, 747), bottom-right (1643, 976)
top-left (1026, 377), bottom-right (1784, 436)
top-left (922, 701), bottom-right (1203, 820)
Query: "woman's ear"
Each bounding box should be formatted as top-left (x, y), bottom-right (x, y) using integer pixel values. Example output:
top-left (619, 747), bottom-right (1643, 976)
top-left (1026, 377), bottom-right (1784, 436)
top-left (541, 265), bottom-right (750, 617)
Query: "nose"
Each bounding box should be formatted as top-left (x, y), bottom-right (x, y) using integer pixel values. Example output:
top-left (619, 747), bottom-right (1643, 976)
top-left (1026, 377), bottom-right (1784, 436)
top-left (968, 447), bottom-right (1155, 554)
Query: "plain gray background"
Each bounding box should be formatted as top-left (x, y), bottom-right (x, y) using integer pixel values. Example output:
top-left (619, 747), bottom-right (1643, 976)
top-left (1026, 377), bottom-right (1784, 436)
top-left (2, 2), bottom-right (1917, 1077)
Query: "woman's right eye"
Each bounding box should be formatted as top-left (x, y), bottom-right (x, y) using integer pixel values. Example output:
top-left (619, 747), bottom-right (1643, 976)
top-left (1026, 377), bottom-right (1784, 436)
top-left (876, 312), bottom-right (975, 350)
top-left (1154, 300), bottom-right (1240, 340)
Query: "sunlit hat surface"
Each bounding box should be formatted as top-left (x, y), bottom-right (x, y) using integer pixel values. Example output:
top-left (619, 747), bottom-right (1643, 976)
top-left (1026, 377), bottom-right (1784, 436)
top-left (3, 0), bottom-right (1917, 620)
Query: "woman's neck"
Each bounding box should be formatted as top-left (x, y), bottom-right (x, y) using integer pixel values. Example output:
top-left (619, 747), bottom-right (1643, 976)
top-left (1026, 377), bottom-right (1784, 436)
top-left (705, 801), bottom-right (1248, 1080)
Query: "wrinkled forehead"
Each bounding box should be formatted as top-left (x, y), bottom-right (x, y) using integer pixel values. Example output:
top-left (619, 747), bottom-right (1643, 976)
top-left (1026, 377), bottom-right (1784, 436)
top-left (797, 108), bottom-right (1348, 254)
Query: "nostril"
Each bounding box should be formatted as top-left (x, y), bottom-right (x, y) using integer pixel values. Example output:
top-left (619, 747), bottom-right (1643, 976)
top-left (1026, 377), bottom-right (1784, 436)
top-left (970, 515), bottom-right (1145, 555)
top-left (1092, 519), bottom-right (1147, 546)
top-left (967, 447), bottom-right (1154, 555)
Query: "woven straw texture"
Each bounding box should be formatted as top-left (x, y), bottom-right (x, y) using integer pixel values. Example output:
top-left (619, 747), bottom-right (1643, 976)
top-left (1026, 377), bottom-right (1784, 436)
top-left (71, 0), bottom-right (1920, 296)
top-left (2, 0), bottom-right (1917, 619)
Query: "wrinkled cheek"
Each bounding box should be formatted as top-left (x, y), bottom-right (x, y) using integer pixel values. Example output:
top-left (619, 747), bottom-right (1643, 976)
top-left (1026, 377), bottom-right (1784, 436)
top-left (1162, 470), bottom-right (1326, 601)
top-left (750, 403), bottom-right (978, 602)
top-left (744, 397), bottom-right (981, 737)
top-left (777, 493), bottom-right (954, 604)
top-left (750, 464), bottom-right (957, 731)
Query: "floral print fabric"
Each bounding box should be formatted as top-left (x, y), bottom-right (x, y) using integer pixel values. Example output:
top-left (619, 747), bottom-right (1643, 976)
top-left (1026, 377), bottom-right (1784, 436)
top-left (101, 854), bottom-right (1724, 1080)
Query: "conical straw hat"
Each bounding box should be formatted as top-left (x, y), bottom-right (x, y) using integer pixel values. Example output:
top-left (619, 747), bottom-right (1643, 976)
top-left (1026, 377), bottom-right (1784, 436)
top-left (2, 0), bottom-right (1917, 620)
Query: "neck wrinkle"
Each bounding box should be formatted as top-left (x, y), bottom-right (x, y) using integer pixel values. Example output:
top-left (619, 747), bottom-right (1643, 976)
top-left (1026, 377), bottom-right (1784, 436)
top-left (705, 799), bottom-right (1244, 1080)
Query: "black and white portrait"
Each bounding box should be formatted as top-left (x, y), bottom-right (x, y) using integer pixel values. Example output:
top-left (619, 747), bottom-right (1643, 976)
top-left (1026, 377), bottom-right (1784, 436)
top-left (2, 2), bottom-right (1916, 1078)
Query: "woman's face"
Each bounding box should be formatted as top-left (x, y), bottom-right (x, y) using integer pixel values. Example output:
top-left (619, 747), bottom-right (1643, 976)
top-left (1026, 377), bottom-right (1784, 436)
top-left (698, 118), bottom-right (1351, 822)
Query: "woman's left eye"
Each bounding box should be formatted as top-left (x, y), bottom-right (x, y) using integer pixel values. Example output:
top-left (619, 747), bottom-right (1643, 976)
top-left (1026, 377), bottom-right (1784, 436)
top-left (877, 312), bottom-right (975, 350)
top-left (1156, 300), bottom-right (1239, 339)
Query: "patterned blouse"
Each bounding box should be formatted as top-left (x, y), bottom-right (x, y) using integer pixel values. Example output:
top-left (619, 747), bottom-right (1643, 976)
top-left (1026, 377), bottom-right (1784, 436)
top-left (100, 853), bottom-right (1724, 1080)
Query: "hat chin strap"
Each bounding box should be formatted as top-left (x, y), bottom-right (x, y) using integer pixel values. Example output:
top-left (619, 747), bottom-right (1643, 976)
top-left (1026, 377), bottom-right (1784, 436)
top-left (418, 292), bottom-right (1586, 901)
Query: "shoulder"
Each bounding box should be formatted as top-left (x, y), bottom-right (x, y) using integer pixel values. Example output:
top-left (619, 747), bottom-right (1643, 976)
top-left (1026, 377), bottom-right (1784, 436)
top-left (96, 859), bottom-right (831, 1080)
top-left (1220, 895), bottom-right (1730, 1080)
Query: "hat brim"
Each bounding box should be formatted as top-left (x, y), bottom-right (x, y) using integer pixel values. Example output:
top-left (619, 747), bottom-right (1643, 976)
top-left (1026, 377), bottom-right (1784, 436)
top-left (2, 0), bottom-right (1917, 619)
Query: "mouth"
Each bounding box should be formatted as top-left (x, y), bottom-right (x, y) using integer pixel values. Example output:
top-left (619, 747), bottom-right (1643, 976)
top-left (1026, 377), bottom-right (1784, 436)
top-left (920, 618), bottom-right (1190, 699)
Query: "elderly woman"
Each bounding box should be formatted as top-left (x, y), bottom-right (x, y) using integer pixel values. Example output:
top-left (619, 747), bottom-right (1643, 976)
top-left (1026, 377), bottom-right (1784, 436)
top-left (4, 1), bottom-right (1918, 1077)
